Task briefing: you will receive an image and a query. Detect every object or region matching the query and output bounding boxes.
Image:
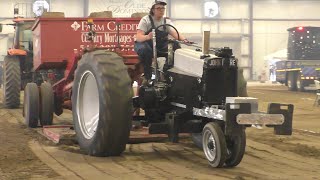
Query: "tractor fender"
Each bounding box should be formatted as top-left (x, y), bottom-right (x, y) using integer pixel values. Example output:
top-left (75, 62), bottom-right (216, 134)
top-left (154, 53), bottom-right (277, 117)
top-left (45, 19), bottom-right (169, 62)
top-left (8, 49), bottom-right (27, 56)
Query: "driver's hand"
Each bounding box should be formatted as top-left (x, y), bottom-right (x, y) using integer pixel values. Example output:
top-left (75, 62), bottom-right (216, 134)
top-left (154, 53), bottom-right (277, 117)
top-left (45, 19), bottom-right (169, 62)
top-left (182, 39), bottom-right (193, 44)
top-left (147, 32), bottom-right (153, 40)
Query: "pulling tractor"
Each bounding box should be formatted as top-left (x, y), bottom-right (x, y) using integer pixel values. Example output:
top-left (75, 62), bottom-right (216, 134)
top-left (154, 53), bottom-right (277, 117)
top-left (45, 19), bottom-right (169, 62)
top-left (23, 16), bottom-right (293, 168)
top-left (0, 18), bottom-right (36, 108)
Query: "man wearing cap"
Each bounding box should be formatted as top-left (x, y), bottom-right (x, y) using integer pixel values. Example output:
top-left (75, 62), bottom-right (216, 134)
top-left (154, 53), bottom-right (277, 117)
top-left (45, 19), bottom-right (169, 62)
top-left (134, 0), bottom-right (189, 82)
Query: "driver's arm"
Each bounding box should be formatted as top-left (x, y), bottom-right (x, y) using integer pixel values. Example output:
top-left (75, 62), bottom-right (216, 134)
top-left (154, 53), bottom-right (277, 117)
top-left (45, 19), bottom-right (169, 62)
top-left (136, 29), bottom-right (153, 42)
top-left (169, 28), bottom-right (186, 41)
top-left (167, 20), bottom-right (189, 42)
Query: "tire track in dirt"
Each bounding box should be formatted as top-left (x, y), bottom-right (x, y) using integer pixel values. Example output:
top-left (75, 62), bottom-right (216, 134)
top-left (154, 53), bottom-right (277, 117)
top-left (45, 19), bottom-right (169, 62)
top-left (130, 144), bottom-right (178, 178)
top-left (179, 143), bottom-right (302, 179)
top-left (0, 107), bottom-right (60, 179)
top-left (38, 144), bottom-right (120, 179)
top-left (244, 140), bottom-right (320, 179)
top-left (82, 154), bottom-right (148, 179)
top-left (82, 156), bottom-right (120, 179)
top-left (133, 143), bottom-right (226, 179)
top-left (159, 142), bottom-right (286, 179)
top-left (150, 143), bottom-right (233, 179)
top-left (82, 144), bottom-right (163, 179)
top-left (39, 145), bottom-right (85, 179)
top-left (176, 143), bottom-right (271, 179)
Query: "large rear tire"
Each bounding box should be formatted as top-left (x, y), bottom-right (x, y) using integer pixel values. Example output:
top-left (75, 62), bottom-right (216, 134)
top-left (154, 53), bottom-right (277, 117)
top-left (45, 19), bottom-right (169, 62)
top-left (202, 122), bottom-right (227, 168)
top-left (225, 130), bottom-right (246, 167)
top-left (24, 83), bottom-right (39, 128)
top-left (72, 50), bottom-right (133, 156)
top-left (3, 56), bottom-right (21, 108)
top-left (39, 82), bottom-right (54, 126)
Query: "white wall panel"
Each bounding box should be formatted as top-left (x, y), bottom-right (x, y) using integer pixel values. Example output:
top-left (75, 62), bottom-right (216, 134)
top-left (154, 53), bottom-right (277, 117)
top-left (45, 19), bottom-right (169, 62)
top-left (254, 0), bottom-right (320, 19)
top-left (171, 0), bottom-right (248, 19)
top-left (0, 0), bottom-right (33, 17)
top-left (171, 0), bottom-right (203, 19)
top-left (219, 0), bottom-right (249, 18)
top-left (171, 21), bottom-right (202, 34)
top-left (50, 0), bottom-right (84, 17)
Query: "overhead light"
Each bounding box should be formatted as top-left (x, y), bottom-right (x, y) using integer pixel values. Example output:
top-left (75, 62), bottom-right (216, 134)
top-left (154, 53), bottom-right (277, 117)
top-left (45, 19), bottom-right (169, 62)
top-left (297, 26), bottom-right (304, 31)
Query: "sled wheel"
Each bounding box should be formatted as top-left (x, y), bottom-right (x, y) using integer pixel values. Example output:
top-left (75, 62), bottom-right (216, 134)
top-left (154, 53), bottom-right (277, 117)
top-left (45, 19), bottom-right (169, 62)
top-left (72, 50), bottom-right (133, 156)
top-left (24, 83), bottom-right (39, 128)
top-left (202, 122), bottom-right (227, 168)
top-left (39, 82), bottom-right (54, 126)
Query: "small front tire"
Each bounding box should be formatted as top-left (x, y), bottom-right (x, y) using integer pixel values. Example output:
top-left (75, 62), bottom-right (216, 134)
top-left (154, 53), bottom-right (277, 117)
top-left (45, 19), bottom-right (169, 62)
top-left (202, 122), bottom-right (227, 168)
top-left (225, 130), bottom-right (246, 167)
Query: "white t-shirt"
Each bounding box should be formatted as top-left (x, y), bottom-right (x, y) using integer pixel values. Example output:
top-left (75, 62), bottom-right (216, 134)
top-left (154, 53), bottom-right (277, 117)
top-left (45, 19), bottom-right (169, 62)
top-left (137, 15), bottom-right (174, 33)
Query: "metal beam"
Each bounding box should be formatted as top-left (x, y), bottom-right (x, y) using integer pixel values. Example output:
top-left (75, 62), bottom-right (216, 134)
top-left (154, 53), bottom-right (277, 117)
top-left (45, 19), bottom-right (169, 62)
top-left (171, 18), bottom-right (248, 21)
top-left (83, 0), bottom-right (89, 17)
top-left (253, 18), bottom-right (320, 21)
top-left (167, 0), bottom-right (171, 17)
top-left (171, 18), bottom-right (320, 22)
top-left (249, 0), bottom-right (253, 80)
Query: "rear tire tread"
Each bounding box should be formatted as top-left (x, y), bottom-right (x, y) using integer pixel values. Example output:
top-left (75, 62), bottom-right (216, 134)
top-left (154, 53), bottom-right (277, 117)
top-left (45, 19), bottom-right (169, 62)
top-left (3, 56), bottom-right (21, 108)
top-left (24, 83), bottom-right (39, 128)
top-left (39, 82), bottom-right (54, 126)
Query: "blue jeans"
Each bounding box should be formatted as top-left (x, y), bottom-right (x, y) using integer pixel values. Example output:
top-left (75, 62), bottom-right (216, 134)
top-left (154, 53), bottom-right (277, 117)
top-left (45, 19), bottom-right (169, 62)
top-left (134, 41), bottom-right (153, 79)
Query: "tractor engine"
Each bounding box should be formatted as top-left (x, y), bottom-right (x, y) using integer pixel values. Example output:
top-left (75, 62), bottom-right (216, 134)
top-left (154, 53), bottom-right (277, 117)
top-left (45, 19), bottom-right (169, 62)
top-left (167, 47), bottom-right (238, 109)
top-left (138, 46), bottom-right (238, 123)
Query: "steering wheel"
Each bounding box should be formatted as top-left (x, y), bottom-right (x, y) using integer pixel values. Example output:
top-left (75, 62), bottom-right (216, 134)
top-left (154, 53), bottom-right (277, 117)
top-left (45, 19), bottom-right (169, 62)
top-left (154, 24), bottom-right (180, 55)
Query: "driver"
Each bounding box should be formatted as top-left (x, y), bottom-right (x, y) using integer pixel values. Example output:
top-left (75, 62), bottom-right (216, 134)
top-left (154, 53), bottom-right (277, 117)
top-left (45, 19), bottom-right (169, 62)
top-left (134, 0), bottom-right (189, 82)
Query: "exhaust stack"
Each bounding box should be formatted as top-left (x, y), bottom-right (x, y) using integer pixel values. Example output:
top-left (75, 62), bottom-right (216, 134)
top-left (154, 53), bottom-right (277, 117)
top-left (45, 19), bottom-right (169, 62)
top-left (202, 30), bottom-right (210, 55)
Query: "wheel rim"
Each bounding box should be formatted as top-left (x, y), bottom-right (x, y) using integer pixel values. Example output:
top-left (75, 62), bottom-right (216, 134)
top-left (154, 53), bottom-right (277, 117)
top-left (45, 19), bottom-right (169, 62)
top-left (77, 71), bottom-right (100, 139)
top-left (203, 129), bottom-right (217, 162)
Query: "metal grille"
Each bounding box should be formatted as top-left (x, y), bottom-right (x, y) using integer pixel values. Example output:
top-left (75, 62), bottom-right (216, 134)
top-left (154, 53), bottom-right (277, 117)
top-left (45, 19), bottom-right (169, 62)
top-left (202, 66), bottom-right (237, 105)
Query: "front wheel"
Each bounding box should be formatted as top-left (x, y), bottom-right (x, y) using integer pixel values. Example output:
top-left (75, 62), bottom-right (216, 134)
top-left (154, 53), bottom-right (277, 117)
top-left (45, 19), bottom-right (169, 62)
top-left (72, 50), bottom-right (133, 156)
top-left (202, 122), bottom-right (227, 168)
top-left (225, 130), bottom-right (246, 167)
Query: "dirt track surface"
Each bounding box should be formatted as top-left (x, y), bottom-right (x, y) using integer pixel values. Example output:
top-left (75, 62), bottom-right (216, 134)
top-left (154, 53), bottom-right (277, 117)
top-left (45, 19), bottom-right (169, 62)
top-left (1, 85), bottom-right (320, 180)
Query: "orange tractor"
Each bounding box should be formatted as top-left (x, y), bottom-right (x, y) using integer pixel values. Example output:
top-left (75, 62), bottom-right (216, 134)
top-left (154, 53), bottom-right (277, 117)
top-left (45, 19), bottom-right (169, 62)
top-left (1, 18), bottom-right (37, 108)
